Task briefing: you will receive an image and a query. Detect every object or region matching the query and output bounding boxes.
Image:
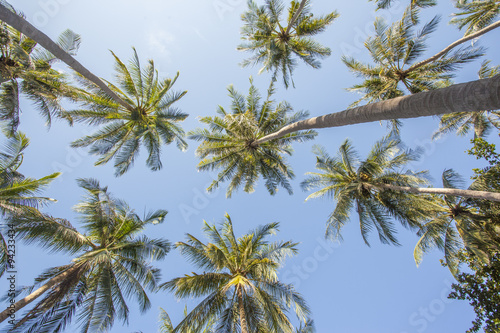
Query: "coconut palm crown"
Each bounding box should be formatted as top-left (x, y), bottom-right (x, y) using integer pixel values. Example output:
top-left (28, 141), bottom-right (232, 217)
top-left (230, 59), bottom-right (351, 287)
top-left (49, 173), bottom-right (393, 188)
top-left (68, 48), bottom-right (188, 176)
top-left (301, 135), bottom-right (430, 245)
top-left (2, 178), bottom-right (170, 332)
top-left (0, 131), bottom-right (59, 277)
top-left (238, 0), bottom-right (338, 88)
top-left (0, 13), bottom-right (80, 134)
top-left (342, 7), bottom-right (484, 108)
top-left (188, 80), bottom-right (316, 198)
top-left (161, 214), bottom-right (309, 333)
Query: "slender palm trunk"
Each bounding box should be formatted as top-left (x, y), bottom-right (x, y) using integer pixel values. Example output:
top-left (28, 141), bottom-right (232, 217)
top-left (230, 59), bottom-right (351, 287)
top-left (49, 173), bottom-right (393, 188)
top-left (237, 286), bottom-right (248, 333)
top-left (364, 183), bottom-right (500, 202)
top-left (0, 4), bottom-right (132, 111)
top-left (252, 74), bottom-right (500, 146)
top-left (285, 0), bottom-right (308, 35)
top-left (0, 265), bottom-right (79, 323)
top-left (404, 20), bottom-right (500, 74)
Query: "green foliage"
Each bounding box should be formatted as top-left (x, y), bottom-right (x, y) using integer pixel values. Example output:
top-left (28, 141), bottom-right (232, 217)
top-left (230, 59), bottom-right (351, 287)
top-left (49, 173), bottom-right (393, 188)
top-left (0, 16), bottom-right (79, 134)
top-left (161, 214), bottom-right (309, 332)
top-left (342, 6), bottom-right (484, 117)
top-left (238, 0), bottom-right (338, 88)
top-left (0, 131), bottom-right (59, 277)
top-left (415, 144), bottom-right (500, 275)
top-left (434, 61), bottom-right (500, 139)
top-left (449, 251), bottom-right (500, 333)
top-left (295, 318), bottom-right (315, 332)
top-left (188, 80), bottom-right (316, 198)
top-left (451, 0), bottom-right (500, 35)
top-left (369, 0), bottom-right (436, 10)
top-left (301, 135), bottom-right (429, 245)
top-left (68, 48), bottom-right (188, 176)
top-left (468, 137), bottom-right (499, 168)
top-left (7, 178), bottom-right (170, 333)
top-left (413, 169), bottom-right (479, 275)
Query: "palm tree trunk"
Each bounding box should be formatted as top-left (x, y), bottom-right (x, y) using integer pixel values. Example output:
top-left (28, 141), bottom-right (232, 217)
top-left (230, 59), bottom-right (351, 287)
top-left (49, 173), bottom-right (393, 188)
top-left (0, 4), bottom-right (133, 111)
top-left (237, 286), bottom-right (249, 333)
top-left (285, 0), bottom-right (308, 35)
top-left (0, 265), bottom-right (79, 323)
top-left (364, 183), bottom-right (500, 202)
top-left (403, 20), bottom-right (500, 74)
top-left (252, 74), bottom-right (500, 146)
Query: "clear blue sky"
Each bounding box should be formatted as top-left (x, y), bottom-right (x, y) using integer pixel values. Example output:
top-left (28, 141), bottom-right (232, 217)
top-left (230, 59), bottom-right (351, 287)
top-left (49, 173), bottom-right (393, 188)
top-left (1, 0), bottom-right (499, 332)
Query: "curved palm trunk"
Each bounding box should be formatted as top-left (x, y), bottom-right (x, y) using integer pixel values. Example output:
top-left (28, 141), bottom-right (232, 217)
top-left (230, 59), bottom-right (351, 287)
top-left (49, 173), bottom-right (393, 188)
top-left (237, 286), bottom-right (249, 333)
top-left (404, 20), bottom-right (500, 74)
top-left (0, 265), bottom-right (79, 323)
top-left (364, 183), bottom-right (500, 202)
top-left (0, 4), bottom-right (132, 111)
top-left (252, 74), bottom-right (500, 145)
top-left (285, 0), bottom-right (308, 35)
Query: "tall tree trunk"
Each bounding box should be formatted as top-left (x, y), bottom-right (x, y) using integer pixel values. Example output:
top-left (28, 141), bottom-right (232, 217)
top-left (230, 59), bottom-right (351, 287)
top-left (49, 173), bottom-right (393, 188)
top-left (252, 74), bottom-right (500, 146)
top-left (0, 4), bottom-right (133, 111)
top-left (403, 20), bottom-right (500, 74)
top-left (0, 265), bottom-right (79, 323)
top-left (237, 286), bottom-right (249, 333)
top-left (285, 0), bottom-right (308, 35)
top-left (364, 183), bottom-right (500, 202)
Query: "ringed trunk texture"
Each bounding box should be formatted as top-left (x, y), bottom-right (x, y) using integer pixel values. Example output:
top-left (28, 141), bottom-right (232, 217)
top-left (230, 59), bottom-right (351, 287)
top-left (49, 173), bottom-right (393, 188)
top-left (253, 74), bottom-right (500, 145)
top-left (404, 20), bottom-right (500, 74)
top-left (0, 265), bottom-right (79, 323)
top-left (365, 183), bottom-right (500, 202)
top-left (237, 286), bottom-right (249, 333)
top-left (0, 4), bottom-right (132, 111)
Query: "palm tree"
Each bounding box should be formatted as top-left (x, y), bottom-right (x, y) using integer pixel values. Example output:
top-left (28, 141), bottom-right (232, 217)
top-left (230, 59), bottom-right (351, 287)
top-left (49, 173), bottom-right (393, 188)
top-left (188, 80), bottom-right (316, 198)
top-left (451, 0), bottom-right (500, 35)
top-left (0, 131), bottom-right (59, 277)
top-left (301, 136), bottom-right (430, 245)
top-left (342, 7), bottom-right (484, 109)
top-left (68, 48), bottom-right (188, 176)
top-left (161, 214), bottom-right (310, 333)
top-left (415, 168), bottom-right (500, 275)
top-left (0, 178), bottom-right (171, 333)
top-left (301, 136), bottom-right (500, 246)
top-left (0, 3), bottom-right (131, 110)
top-left (0, 9), bottom-right (80, 134)
top-left (433, 60), bottom-right (500, 139)
top-left (238, 0), bottom-right (338, 88)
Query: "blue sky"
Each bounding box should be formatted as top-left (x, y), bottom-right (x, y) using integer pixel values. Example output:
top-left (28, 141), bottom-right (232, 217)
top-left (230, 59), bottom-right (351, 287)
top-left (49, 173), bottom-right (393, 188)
top-left (1, 0), bottom-right (499, 332)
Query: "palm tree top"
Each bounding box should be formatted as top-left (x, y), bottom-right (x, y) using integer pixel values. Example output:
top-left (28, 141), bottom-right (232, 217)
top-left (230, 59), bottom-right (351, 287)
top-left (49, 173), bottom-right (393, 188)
top-left (177, 214), bottom-right (297, 273)
top-left (342, 6), bottom-right (484, 110)
top-left (8, 177), bottom-right (171, 332)
top-left (301, 135), bottom-right (430, 245)
top-left (188, 79), bottom-right (316, 197)
top-left (238, 0), bottom-right (338, 88)
top-left (161, 213), bottom-right (309, 332)
top-left (69, 48), bottom-right (189, 176)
